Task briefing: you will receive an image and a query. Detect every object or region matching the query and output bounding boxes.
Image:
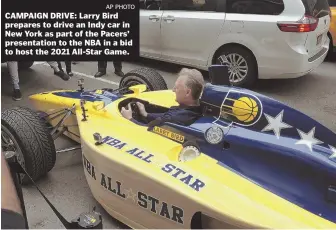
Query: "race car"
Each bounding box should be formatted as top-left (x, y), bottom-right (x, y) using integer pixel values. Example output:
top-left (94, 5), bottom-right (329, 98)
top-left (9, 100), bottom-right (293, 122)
top-left (1, 66), bottom-right (336, 228)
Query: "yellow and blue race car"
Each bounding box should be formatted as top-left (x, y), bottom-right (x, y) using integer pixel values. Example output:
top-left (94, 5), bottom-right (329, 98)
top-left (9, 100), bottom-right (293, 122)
top-left (1, 66), bottom-right (336, 228)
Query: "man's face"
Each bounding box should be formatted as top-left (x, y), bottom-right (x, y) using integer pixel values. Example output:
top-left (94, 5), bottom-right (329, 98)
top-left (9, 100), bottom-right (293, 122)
top-left (173, 76), bottom-right (191, 105)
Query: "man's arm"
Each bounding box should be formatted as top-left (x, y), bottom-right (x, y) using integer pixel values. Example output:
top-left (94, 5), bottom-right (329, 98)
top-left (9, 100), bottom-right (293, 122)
top-left (129, 113), bottom-right (165, 126)
top-left (130, 118), bottom-right (148, 126)
top-left (130, 113), bottom-right (165, 127)
top-left (159, 109), bottom-right (201, 126)
top-left (145, 113), bottom-right (165, 123)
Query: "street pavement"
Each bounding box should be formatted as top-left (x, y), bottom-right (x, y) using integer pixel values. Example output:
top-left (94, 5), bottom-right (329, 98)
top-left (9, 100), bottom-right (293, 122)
top-left (1, 59), bottom-right (336, 228)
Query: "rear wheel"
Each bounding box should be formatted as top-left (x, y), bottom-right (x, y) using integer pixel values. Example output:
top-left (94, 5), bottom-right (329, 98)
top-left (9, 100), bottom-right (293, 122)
top-left (1, 107), bottom-right (57, 184)
top-left (119, 67), bottom-right (168, 94)
top-left (215, 45), bottom-right (258, 88)
top-left (326, 33), bottom-right (336, 61)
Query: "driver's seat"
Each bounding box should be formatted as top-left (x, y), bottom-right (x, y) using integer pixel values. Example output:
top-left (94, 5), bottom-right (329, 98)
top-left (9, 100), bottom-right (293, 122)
top-left (199, 65), bottom-right (231, 117)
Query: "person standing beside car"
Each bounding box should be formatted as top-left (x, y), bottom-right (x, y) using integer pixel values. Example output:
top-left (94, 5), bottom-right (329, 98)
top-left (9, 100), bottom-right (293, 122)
top-left (94, 61), bottom-right (124, 78)
top-left (7, 61), bottom-right (22, 101)
top-left (7, 61), bottom-right (71, 101)
top-left (57, 61), bottom-right (74, 77)
top-left (46, 61), bottom-right (71, 80)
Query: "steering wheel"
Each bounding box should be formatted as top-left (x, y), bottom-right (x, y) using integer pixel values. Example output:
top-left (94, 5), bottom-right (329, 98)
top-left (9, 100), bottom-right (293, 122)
top-left (129, 102), bottom-right (142, 121)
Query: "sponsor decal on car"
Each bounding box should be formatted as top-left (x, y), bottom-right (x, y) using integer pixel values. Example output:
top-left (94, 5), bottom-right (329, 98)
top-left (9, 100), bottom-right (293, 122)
top-left (83, 155), bottom-right (185, 224)
top-left (161, 163), bottom-right (206, 192)
top-left (152, 126), bottom-right (185, 143)
top-left (98, 135), bottom-right (206, 192)
top-left (215, 89), bottom-right (263, 128)
top-left (101, 135), bottom-right (154, 163)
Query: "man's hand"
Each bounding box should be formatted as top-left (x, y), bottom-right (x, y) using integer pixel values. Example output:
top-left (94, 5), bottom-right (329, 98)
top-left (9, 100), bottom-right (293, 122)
top-left (121, 103), bottom-right (133, 120)
top-left (136, 102), bottom-right (148, 117)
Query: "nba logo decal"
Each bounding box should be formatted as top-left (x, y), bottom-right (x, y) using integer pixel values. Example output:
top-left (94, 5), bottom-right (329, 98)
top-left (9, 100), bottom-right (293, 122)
top-left (213, 89), bottom-right (263, 127)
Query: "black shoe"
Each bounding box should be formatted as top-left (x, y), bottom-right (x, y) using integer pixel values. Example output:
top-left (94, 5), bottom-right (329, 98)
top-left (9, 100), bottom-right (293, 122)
top-left (114, 70), bottom-right (124, 77)
top-left (12, 89), bottom-right (22, 101)
top-left (67, 71), bottom-right (74, 77)
top-left (94, 71), bottom-right (106, 78)
top-left (54, 70), bottom-right (70, 81)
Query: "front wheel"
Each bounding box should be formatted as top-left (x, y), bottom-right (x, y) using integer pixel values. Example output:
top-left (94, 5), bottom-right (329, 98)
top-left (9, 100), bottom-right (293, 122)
top-left (326, 34), bottom-right (336, 61)
top-left (215, 46), bottom-right (258, 88)
top-left (1, 107), bottom-right (57, 184)
top-left (119, 67), bottom-right (168, 94)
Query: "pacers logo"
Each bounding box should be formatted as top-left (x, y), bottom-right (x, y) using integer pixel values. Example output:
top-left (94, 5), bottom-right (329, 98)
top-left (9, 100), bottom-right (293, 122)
top-left (231, 96), bottom-right (258, 122)
top-left (218, 90), bottom-right (262, 127)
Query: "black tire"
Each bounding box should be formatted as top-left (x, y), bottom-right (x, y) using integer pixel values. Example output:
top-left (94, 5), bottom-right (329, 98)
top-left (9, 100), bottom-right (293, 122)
top-left (120, 67), bottom-right (168, 92)
top-left (329, 51), bottom-right (336, 62)
top-left (18, 61), bottom-right (34, 70)
top-left (215, 45), bottom-right (258, 88)
top-left (326, 33), bottom-right (336, 62)
top-left (1, 107), bottom-right (56, 184)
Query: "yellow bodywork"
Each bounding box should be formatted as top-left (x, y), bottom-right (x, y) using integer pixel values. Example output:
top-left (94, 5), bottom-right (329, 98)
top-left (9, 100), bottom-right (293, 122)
top-left (331, 6), bottom-right (336, 47)
top-left (29, 86), bottom-right (336, 229)
top-left (329, 6), bottom-right (336, 47)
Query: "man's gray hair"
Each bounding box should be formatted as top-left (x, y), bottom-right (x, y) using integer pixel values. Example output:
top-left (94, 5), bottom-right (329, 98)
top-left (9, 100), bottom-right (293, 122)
top-left (179, 68), bottom-right (205, 100)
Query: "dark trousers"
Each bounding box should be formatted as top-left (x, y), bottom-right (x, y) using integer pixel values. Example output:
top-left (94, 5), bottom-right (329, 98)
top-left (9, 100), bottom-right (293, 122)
top-left (57, 61), bottom-right (72, 72)
top-left (98, 61), bottom-right (122, 72)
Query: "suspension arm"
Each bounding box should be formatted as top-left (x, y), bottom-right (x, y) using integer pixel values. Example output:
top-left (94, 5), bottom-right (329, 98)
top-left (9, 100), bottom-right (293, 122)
top-left (50, 104), bottom-right (76, 137)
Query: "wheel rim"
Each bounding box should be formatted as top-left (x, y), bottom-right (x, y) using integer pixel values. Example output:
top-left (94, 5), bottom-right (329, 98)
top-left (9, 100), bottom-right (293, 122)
top-left (218, 53), bottom-right (248, 83)
top-left (1, 125), bottom-right (26, 180)
top-left (127, 80), bottom-right (144, 88)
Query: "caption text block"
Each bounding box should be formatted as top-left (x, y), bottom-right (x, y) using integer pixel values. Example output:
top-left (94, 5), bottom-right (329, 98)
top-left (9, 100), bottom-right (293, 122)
top-left (2, 0), bottom-right (139, 61)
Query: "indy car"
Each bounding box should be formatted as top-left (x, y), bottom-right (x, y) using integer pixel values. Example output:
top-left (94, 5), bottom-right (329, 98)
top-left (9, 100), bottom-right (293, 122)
top-left (1, 66), bottom-right (336, 228)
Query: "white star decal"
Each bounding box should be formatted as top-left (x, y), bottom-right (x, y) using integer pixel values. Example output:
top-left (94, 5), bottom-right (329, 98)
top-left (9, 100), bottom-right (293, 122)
top-left (152, 157), bottom-right (167, 168)
top-left (125, 188), bottom-right (137, 203)
top-left (295, 127), bottom-right (323, 152)
top-left (329, 145), bottom-right (336, 159)
top-left (261, 110), bottom-right (292, 139)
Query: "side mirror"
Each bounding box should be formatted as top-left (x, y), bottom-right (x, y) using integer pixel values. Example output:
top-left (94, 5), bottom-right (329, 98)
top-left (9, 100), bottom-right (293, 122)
top-left (128, 84), bottom-right (147, 95)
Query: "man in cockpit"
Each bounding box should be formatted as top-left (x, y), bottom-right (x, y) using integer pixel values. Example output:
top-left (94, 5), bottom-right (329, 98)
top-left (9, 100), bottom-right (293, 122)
top-left (121, 68), bottom-right (205, 126)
